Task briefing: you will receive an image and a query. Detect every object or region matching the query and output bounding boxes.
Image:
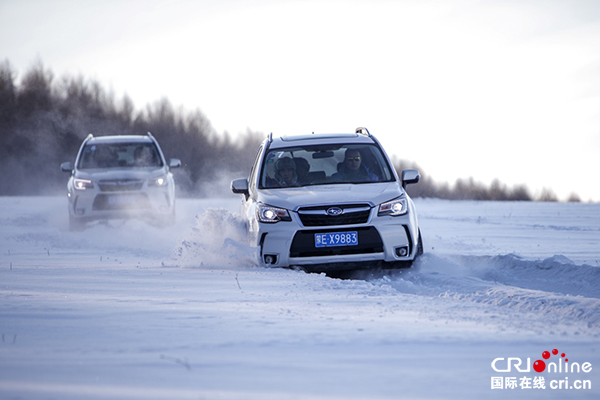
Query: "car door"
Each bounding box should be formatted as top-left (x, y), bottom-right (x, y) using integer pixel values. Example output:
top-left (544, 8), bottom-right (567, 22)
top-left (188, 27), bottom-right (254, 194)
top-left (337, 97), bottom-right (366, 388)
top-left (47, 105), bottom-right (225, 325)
top-left (242, 144), bottom-right (265, 233)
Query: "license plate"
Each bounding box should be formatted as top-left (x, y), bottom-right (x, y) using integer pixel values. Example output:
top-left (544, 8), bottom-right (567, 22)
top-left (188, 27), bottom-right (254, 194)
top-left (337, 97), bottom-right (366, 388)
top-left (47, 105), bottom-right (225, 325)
top-left (108, 195), bottom-right (137, 206)
top-left (315, 231), bottom-right (358, 248)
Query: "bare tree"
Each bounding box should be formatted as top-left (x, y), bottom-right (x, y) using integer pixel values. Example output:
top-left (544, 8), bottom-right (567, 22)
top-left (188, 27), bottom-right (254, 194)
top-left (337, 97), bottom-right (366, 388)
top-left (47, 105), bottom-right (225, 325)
top-left (0, 60), bottom-right (581, 201)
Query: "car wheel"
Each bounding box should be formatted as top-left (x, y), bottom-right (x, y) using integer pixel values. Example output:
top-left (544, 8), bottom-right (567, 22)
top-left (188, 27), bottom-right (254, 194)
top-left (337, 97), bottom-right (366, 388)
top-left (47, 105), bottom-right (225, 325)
top-left (159, 208), bottom-right (176, 227)
top-left (69, 215), bottom-right (85, 232)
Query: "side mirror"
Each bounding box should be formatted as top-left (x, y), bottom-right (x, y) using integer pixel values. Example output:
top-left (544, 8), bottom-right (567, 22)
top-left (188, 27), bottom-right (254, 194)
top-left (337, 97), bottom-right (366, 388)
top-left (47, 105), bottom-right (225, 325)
top-left (231, 178), bottom-right (249, 199)
top-left (401, 169), bottom-right (420, 188)
top-left (60, 162), bottom-right (73, 172)
top-left (169, 159), bottom-right (182, 168)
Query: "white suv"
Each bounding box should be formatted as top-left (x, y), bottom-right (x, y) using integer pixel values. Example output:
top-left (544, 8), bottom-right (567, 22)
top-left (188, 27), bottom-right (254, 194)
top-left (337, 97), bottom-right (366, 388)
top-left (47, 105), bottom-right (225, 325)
top-left (61, 133), bottom-right (181, 230)
top-left (231, 127), bottom-right (422, 272)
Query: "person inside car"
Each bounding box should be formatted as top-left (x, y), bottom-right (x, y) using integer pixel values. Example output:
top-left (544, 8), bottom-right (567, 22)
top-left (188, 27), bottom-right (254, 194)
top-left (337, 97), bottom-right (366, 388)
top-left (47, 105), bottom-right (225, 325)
top-left (332, 148), bottom-right (378, 183)
top-left (93, 145), bottom-right (118, 168)
top-left (274, 156), bottom-right (299, 187)
top-left (293, 157), bottom-right (310, 184)
top-left (134, 145), bottom-right (157, 167)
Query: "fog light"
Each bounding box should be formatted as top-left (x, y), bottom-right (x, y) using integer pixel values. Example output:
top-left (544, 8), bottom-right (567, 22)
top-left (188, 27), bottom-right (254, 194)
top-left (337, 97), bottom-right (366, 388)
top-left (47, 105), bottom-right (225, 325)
top-left (264, 254), bottom-right (278, 265)
top-left (395, 246), bottom-right (409, 257)
top-left (76, 208), bottom-right (85, 216)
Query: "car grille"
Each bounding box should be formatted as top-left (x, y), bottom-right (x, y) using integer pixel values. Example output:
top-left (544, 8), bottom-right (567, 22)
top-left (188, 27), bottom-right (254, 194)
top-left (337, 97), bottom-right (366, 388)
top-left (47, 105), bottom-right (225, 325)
top-left (98, 179), bottom-right (144, 192)
top-left (289, 227), bottom-right (383, 258)
top-left (297, 203), bottom-right (372, 226)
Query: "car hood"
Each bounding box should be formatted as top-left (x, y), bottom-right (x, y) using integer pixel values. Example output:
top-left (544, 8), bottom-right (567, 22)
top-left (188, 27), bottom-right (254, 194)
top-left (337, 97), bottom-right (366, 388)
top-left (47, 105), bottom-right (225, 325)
top-left (75, 167), bottom-right (167, 181)
top-left (257, 182), bottom-right (404, 211)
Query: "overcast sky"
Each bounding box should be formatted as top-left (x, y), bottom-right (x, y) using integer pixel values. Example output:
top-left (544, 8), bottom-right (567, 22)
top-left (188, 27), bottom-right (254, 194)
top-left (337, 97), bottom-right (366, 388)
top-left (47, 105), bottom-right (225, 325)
top-left (2, 0), bottom-right (600, 201)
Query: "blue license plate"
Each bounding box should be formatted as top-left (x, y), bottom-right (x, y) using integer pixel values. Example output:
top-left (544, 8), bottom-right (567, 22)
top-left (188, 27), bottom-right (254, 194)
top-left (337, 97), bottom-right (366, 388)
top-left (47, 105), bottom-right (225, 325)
top-left (315, 231), bottom-right (358, 248)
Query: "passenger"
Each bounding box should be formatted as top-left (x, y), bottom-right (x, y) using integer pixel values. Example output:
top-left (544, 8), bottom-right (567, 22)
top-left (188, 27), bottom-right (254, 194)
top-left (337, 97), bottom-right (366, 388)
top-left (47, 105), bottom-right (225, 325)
top-left (332, 149), bottom-right (378, 183)
top-left (94, 145), bottom-right (118, 168)
top-left (274, 157), bottom-right (299, 187)
top-left (134, 146), bottom-right (156, 167)
top-left (293, 157), bottom-right (310, 184)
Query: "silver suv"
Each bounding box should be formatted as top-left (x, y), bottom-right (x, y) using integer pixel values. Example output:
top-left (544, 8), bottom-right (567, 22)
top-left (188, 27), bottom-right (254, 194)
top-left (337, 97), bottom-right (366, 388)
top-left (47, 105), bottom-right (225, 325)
top-left (231, 127), bottom-right (422, 272)
top-left (61, 133), bottom-right (181, 230)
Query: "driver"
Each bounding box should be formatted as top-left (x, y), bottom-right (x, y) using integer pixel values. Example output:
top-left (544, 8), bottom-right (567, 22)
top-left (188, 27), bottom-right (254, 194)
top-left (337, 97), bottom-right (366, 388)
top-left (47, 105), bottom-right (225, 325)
top-left (332, 148), bottom-right (378, 183)
top-left (274, 157), bottom-right (298, 187)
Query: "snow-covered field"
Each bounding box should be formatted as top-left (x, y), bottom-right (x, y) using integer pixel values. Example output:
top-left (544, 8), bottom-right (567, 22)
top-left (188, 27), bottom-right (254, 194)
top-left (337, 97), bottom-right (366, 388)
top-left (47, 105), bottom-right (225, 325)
top-left (1, 196), bottom-right (599, 399)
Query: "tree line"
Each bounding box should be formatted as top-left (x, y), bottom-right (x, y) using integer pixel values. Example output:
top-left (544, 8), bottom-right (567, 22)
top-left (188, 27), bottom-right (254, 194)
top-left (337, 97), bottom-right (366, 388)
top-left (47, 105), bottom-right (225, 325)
top-left (0, 60), bottom-right (263, 197)
top-left (0, 60), bottom-right (575, 201)
top-left (393, 158), bottom-right (581, 202)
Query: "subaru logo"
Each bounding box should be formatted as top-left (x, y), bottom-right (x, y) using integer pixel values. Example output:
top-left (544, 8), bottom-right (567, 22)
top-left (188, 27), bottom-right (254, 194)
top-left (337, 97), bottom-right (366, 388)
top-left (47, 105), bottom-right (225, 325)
top-left (326, 207), bottom-right (343, 216)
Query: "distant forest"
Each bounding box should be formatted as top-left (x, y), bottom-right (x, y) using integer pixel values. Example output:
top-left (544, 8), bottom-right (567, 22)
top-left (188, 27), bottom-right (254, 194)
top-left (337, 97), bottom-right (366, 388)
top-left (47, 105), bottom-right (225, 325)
top-left (0, 60), bottom-right (578, 201)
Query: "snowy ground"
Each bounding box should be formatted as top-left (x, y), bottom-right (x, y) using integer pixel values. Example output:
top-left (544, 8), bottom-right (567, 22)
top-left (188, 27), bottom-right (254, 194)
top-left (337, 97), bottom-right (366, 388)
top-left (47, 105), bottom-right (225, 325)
top-left (1, 196), bottom-right (599, 399)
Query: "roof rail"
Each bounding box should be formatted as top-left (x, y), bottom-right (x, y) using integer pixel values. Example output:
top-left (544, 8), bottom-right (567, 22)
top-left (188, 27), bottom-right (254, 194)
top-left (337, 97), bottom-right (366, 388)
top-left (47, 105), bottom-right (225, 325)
top-left (268, 132), bottom-right (273, 143)
top-left (355, 127), bottom-right (371, 136)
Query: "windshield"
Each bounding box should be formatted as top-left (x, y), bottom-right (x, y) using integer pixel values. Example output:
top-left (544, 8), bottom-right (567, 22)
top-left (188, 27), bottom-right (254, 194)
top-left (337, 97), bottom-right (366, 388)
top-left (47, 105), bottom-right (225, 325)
top-left (259, 144), bottom-right (394, 189)
top-left (78, 142), bottom-right (163, 169)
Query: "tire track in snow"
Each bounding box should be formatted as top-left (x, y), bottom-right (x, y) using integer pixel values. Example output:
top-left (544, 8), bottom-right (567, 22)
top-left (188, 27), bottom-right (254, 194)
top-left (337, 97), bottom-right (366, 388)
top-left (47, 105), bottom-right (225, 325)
top-left (358, 254), bottom-right (600, 335)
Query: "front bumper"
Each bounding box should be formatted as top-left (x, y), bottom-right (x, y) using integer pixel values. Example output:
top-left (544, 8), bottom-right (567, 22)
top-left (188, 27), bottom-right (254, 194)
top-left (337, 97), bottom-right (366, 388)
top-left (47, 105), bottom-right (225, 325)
top-left (67, 187), bottom-right (175, 220)
top-left (255, 210), bottom-right (419, 269)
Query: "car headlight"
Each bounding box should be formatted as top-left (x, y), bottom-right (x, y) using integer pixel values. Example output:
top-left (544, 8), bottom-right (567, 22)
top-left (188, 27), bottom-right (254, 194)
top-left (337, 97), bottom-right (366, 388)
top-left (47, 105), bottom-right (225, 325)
top-left (149, 175), bottom-right (168, 187)
top-left (257, 204), bottom-right (292, 223)
top-left (378, 197), bottom-right (408, 216)
top-left (73, 178), bottom-right (93, 190)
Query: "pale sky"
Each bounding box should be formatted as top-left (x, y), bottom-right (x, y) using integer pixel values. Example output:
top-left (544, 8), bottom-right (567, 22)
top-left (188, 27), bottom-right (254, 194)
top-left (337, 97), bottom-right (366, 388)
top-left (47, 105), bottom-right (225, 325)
top-left (2, 0), bottom-right (600, 201)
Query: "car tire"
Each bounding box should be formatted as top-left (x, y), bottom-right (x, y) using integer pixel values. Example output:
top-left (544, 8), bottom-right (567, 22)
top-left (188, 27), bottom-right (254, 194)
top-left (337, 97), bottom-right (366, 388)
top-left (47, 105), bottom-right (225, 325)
top-left (69, 215), bottom-right (85, 232)
top-left (159, 207), bottom-right (176, 227)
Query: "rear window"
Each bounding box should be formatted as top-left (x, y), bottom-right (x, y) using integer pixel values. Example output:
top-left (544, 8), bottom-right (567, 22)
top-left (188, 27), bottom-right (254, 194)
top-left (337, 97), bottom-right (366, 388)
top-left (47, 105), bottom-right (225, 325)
top-left (78, 142), bottom-right (163, 169)
top-left (259, 143), bottom-right (394, 189)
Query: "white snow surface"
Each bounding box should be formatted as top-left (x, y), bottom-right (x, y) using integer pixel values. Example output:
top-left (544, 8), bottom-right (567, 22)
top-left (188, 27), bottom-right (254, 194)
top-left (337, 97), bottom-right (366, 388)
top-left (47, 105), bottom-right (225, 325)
top-left (1, 196), bottom-right (599, 399)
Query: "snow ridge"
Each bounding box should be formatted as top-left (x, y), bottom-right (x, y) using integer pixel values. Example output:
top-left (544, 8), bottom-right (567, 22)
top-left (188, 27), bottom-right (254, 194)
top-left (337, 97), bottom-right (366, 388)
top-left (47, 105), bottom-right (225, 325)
top-left (175, 208), bottom-right (258, 269)
top-left (363, 254), bottom-right (600, 335)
